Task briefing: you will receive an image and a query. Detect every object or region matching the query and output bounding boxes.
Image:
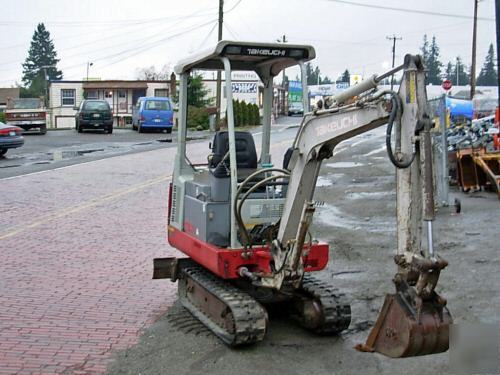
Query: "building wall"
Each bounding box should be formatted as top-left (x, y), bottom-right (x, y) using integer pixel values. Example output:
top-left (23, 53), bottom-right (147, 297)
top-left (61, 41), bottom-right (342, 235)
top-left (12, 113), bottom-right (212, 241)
top-left (145, 82), bottom-right (170, 97)
top-left (49, 82), bottom-right (83, 128)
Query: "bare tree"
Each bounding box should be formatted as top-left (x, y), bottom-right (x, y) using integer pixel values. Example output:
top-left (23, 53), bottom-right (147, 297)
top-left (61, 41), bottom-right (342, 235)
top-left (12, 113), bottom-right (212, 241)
top-left (135, 64), bottom-right (171, 80)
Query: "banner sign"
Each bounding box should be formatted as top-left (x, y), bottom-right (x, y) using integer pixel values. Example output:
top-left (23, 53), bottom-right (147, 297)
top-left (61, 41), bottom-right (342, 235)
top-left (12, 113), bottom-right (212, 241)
top-left (231, 82), bottom-right (257, 93)
top-left (288, 80), bottom-right (303, 102)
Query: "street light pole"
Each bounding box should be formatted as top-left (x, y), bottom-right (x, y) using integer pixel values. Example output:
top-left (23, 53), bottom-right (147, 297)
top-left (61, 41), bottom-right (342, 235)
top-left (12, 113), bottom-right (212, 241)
top-left (86, 62), bottom-right (93, 81)
top-left (456, 57), bottom-right (459, 86)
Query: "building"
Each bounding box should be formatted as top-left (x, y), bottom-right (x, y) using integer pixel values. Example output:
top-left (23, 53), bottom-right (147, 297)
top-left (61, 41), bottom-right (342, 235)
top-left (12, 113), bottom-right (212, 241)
top-left (0, 88), bottom-right (20, 112)
top-left (47, 73), bottom-right (262, 129)
top-left (48, 80), bottom-right (172, 128)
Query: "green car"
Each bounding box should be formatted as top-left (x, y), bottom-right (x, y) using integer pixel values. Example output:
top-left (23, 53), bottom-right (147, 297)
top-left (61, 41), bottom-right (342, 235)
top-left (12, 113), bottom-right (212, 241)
top-left (75, 100), bottom-right (113, 134)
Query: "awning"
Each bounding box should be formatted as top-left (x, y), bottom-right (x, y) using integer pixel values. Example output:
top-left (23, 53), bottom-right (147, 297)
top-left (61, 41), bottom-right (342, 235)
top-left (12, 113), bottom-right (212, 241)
top-left (83, 81), bottom-right (149, 89)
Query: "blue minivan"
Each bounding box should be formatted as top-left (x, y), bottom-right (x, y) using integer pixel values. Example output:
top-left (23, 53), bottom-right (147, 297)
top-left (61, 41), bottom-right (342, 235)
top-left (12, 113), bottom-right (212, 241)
top-left (132, 96), bottom-right (174, 133)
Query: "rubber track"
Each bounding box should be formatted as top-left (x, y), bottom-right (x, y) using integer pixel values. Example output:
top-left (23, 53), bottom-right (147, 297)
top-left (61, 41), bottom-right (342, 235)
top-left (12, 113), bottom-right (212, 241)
top-left (300, 274), bottom-right (352, 334)
top-left (179, 263), bottom-right (267, 346)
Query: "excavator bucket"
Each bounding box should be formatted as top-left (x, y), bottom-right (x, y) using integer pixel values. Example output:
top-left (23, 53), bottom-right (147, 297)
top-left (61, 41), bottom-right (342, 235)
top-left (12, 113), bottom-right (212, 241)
top-left (356, 292), bottom-right (452, 357)
top-left (356, 256), bottom-right (453, 358)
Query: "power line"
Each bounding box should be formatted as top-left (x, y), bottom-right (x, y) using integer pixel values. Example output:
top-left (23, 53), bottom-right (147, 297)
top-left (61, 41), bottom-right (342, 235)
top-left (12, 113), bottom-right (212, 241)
top-left (324, 0), bottom-right (495, 21)
top-left (62, 19), bottom-right (218, 77)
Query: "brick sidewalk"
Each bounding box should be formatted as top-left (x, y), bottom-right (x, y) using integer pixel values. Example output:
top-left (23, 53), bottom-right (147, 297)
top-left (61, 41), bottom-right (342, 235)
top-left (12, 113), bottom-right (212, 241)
top-left (0, 148), bottom-right (184, 374)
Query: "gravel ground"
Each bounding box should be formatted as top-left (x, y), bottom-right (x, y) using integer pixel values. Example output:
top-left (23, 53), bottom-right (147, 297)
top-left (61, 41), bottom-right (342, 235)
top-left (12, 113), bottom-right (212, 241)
top-left (107, 127), bottom-right (499, 375)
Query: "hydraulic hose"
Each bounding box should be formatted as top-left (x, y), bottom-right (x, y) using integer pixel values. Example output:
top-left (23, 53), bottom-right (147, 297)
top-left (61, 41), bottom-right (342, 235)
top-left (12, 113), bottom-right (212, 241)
top-left (386, 92), bottom-right (416, 169)
top-left (234, 168), bottom-right (290, 247)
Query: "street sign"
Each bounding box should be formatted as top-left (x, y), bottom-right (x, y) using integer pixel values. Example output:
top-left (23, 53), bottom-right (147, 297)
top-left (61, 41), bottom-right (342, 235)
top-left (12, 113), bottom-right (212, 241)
top-left (442, 79), bottom-right (452, 91)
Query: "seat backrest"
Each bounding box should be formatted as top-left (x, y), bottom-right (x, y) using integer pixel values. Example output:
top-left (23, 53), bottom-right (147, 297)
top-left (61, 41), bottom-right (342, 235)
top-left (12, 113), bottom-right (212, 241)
top-left (209, 131), bottom-right (257, 176)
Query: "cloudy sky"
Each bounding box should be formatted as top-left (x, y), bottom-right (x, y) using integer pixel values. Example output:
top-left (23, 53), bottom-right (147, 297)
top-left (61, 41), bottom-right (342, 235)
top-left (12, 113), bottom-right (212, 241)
top-left (0, 0), bottom-right (496, 86)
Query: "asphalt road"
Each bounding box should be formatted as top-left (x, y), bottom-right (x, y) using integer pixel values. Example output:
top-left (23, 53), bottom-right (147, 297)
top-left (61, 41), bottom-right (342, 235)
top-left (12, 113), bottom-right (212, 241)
top-left (0, 128), bottom-right (179, 179)
top-left (0, 117), bottom-right (301, 179)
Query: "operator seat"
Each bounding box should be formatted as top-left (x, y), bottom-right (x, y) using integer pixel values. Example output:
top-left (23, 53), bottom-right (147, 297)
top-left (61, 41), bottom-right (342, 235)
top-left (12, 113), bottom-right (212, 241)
top-left (209, 131), bottom-right (258, 180)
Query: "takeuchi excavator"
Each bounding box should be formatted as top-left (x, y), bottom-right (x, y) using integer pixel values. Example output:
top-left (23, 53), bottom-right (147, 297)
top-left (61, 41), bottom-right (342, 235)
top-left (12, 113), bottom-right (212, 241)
top-left (153, 41), bottom-right (452, 357)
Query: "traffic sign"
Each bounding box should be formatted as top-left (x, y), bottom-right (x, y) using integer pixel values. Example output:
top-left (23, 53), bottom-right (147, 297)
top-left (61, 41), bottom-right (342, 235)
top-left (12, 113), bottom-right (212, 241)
top-left (442, 79), bottom-right (452, 91)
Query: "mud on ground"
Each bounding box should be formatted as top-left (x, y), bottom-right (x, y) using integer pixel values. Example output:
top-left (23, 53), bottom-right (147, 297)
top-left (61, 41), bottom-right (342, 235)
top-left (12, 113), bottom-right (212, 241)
top-left (107, 128), bottom-right (499, 375)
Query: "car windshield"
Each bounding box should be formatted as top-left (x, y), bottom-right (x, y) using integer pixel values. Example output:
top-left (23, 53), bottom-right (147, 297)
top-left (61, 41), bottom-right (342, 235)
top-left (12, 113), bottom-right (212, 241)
top-left (12, 98), bottom-right (41, 109)
top-left (145, 100), bottom-right (170, 111)
top-left (84, 101), bottom-right (110, 111)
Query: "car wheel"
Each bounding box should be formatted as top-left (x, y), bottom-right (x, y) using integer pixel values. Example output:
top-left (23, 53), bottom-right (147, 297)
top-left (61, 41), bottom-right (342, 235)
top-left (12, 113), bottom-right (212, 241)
top-left (166, 128), bottom-right (172, 134)
top-left (40, 125), bottom-right (47, 135)
top-left (138, 124), bottom-right (144, 133)
top-left (107, 126), bottom-right (113, 134)
top-left (132, 123), bottom-right (137, 131)
top-left (77, 125), bottom-right (83, 133)
top-left (0, 149), bottom-right (7, 156)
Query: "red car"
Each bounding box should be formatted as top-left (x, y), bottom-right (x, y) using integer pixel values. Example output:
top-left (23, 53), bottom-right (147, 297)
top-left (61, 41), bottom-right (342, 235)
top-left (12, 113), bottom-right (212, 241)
top-left (0, 122), bottom-right (24, 156)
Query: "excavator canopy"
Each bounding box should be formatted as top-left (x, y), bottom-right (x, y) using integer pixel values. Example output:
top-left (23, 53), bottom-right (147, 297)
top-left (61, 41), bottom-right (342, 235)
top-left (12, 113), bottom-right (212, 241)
top-left (174, 40), bottom-right (315, 77)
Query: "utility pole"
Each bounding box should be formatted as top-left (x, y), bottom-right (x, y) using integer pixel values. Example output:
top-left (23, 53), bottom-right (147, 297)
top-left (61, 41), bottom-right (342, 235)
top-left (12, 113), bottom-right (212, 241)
top-left (495, 0), bottom-right (500, 107)
top-left (386, 34), bottom-right (402, 91)
top-left (277, 34), bottom-right (288, 86)
top-left (456, 57), bottom-right (460, 86)
top-left (39, 65), bottom-right (55, 108)
top-left (470, 0), bottom-right (479, 99)
top-left (215, 0), bottom-right (224, 129)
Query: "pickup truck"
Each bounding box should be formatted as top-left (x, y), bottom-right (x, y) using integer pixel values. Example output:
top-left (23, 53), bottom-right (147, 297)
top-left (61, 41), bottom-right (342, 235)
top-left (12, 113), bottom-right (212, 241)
top-left (5, 98), bottom-right (47, 134)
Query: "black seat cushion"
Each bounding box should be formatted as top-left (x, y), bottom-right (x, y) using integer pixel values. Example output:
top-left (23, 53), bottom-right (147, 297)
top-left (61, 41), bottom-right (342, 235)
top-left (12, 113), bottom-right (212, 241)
top-left (209, 131), bottom-right (258, 178)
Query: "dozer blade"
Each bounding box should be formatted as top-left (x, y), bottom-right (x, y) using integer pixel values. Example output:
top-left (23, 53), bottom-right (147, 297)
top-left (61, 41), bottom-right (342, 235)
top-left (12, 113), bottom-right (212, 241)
top-left (356, 292), bottom-right (452, 358)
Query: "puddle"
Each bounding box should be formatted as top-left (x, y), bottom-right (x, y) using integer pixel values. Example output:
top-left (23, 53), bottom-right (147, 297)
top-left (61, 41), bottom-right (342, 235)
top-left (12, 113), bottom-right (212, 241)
top-left (51, 149), bottom-right (104, 161)
top-left (315, 203), bottom-right (394, 233)
top-left (346, 191), bottom-right (394, 200)
top-left (326, 161), bottom-right (364, 168)
top-left (316, 176), bottom-right (333, 187)
top-left (364, 145), bottom-right (386, 156)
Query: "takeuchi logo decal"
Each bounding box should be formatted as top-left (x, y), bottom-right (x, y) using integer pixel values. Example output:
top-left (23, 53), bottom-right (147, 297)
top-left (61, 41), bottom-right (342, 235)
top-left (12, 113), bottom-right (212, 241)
top-left (315, 114), bottom-right (359, 137)
top-left (245, 48), bottom-right (286, 56)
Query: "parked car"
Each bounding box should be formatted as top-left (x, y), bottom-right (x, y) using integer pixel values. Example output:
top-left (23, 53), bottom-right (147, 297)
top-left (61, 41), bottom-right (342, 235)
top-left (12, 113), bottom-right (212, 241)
top-left (0, 122), bottom-right (24, 156)
top-left (132, 97), bottom-right (173, 133)
top-left (75, 100), bottom-right (113, 134)
top-left (288, 102), bottom-right (304, 116)
top-left (5, 98), bottom-right (47, 134)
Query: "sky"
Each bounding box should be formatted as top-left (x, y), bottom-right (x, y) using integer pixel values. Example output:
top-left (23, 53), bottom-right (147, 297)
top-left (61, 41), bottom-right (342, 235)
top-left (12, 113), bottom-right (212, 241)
top-left (0, 0), bottom-right (497, 86)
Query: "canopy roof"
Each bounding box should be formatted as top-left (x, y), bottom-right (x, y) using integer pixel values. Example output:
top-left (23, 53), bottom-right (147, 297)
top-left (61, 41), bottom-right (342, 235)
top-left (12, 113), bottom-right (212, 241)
top-left (174, 40), bottom-right (315, 78)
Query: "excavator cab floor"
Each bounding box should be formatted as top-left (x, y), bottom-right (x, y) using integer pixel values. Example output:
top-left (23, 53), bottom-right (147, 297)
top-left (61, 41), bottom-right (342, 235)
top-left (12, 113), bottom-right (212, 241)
top-left (356, 292), bottom-right (452, 358)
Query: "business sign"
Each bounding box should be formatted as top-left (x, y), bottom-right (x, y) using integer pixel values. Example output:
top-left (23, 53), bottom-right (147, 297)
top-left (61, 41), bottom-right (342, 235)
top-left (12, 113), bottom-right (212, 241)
top-left (231, 82), bottom-right (257, 93)
top-left (308, 84), bottom-right (335, 97)
top-left (350, 74), bottom-right (362, 86)
top-left (288, 80), bottom-right (303, 103)
top-left (336, 82), bottom-right (349, 90)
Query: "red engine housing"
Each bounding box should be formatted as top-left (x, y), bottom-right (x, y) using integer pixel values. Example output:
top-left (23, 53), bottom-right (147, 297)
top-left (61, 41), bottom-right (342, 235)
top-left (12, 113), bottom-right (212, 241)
top-left (168, 225), bottom-right (329, 279)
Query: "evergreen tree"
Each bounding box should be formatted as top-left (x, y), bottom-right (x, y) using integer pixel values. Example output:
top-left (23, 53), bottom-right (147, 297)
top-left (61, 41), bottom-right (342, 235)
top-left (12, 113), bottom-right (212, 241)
top-left (420, 34), bottom-right (430, 63)
top-left (424, 36), bottom-right (443, 85)
top-left (445, 62), bottom-right (453, 81)
top-left (187, 73), bottom-right (213, 107)
top-left (452, 57), bottom-right (469, 86)
top-left (22, 23), bottom-right (62, 96)
top-left (305, 62), bottom-right (330, 85)
top-left (477, 43), bottom-right (497, 86)
top-left (321, 76), bottom-right (333, 84)
top-left (338, 69), bottom-right (350, 83)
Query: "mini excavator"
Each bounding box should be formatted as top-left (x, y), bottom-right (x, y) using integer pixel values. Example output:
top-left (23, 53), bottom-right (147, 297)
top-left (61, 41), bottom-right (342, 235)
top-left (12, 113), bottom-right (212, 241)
top-left (153, 41), bottom-right (452, 357)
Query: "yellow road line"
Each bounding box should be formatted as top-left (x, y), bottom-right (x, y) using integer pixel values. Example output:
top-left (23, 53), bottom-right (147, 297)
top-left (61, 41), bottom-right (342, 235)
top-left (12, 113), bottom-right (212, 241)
top-left (0, 174), bottom-right (170, 240)
top-left (0, 133), bottom-right (296, 241)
